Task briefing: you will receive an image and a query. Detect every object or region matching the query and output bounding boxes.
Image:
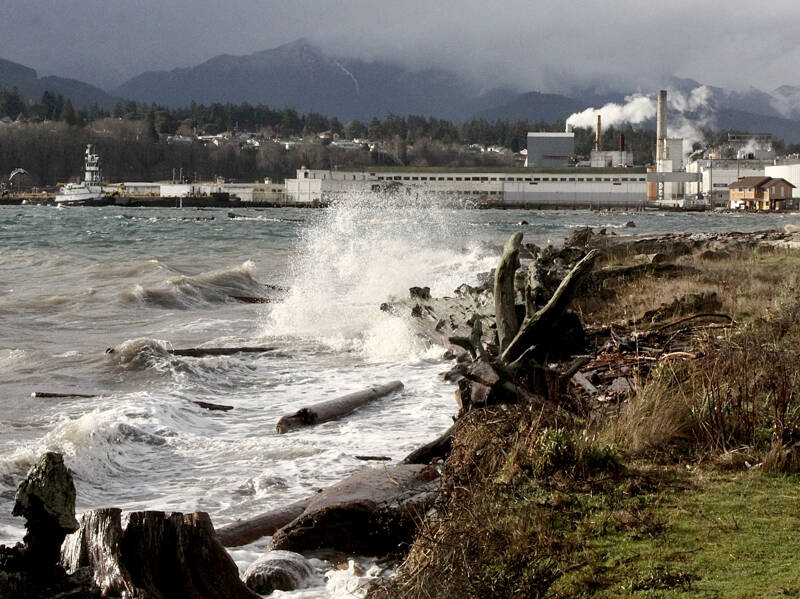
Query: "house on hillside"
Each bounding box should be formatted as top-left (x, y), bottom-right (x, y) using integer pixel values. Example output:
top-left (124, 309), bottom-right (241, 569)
top-left (728, 176), bottom-right (796, 210)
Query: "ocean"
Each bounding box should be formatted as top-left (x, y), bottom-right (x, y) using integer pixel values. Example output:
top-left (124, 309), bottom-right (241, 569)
top-left (0, 198), bottom-right (794, 596)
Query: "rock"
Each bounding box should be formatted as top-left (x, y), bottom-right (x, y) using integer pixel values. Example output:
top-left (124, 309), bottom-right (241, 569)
top-left (625, 221), bottom-right (636, 228)
top-left (242, 550), bottom-right (316, 595)
top-left (13, 452), bottom-right (78, 566)
top-left (62, 508), bottom-right (259, 599)
top-left (270, 465), bottom-right (439, 555)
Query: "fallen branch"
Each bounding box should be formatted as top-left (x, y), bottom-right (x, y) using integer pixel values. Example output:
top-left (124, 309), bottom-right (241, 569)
top-left (276, 381), bottom-right (405, 434)
top-left (194, 401), bottom-right (234, 412)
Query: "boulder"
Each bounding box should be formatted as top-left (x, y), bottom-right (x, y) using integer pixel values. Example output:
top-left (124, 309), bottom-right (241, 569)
top-left (242, 550), bottom-right (316, 595)
top-left (62, 508), bottom-right (259, 599)
top-left (270, 465), bottom-right (439, 555)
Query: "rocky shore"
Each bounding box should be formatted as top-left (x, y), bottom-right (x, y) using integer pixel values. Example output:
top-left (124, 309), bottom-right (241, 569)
top-left (4, 224), bottom-right (800, 598)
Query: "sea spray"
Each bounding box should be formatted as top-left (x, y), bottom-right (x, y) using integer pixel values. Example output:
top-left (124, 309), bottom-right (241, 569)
top-left (264, 191), bottom-right (497, 360)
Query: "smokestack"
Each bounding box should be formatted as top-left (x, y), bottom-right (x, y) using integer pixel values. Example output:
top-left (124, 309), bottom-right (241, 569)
top-left (656, 89), bottom-right (667, 161)
top-left (619, 133), bottom-right (625, 152)
top-left (595, 115), bottom-right (602, 152)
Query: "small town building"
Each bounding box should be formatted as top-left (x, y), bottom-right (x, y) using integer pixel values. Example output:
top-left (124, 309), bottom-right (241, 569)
top-left (728, 176), bottom-right (795, 210)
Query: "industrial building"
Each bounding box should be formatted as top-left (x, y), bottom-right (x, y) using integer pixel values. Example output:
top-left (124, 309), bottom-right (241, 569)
top-left (116, 179), bottom-right (285, 203)
top-left (589, 116), bottom-right (634, 167)
top-left (525, 132), bottom-right (574, 167)
top-left (645, 90), bottom-right (703, 208)
top-left (286, 166), bottom-right (647, 208)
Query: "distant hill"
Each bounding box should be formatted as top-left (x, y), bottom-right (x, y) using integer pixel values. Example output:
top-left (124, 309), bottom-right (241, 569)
top-left (0, 57), bottom-right (119, 110)
top-left (116, 39), bottom-right (519, 122)
top-left (475, 91), bottom-right (587, 123)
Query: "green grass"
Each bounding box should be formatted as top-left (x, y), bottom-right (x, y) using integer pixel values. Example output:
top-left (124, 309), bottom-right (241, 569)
top-left (557, 470), bottom-right (800, 598)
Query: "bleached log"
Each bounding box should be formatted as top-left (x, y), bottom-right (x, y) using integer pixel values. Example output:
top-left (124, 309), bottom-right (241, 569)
top-left (215, 497), bottom-right (312, 547)
top-left (276, 381), bottom-right (404, 434)
top-left (494, 232), bottom-right (523, 352)
top-left (502, 250), bottom-right (599, 364)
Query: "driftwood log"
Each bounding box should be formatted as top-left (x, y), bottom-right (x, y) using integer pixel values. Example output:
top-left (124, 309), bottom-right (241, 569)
top-left (170, 346), bottom-right (275, 357)
top-left (62, 508), bottom-right (259, 599)
top-left (502, 249), bottom-right (599, 364)
top-left (402, 423), bottom-right (456, 464)
top-left (494, 232), bottom-right (523, 352)
top-left (276, 381), bottom-right (404, 433)
top-left (270, 464), bottom-right (439, 555)
top-left (215, 497), bottom-right (313, 547)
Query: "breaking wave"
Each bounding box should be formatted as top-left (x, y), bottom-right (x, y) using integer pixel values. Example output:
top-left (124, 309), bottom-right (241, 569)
top-left (120, 260), bottom-right (270, 309)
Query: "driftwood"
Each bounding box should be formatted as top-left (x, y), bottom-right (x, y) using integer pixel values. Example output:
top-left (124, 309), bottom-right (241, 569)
top-left (31, 391), bottom-right (97, 399)
top-left (502, 250), bottom-right (599, 364)
top-left (170, 346), bottom-right (275, 357)
top-left (215, 497), bottom-right (313, 547)
top-left (276, 381), bottom-right (404, 433)
top-left (402, 423), bottom-right (456, 464)
top-left (62, 508), bottom-right (259, 599)
top-left (270, 464), bottom-right (439, 555)
top-left (194, 400), bottom-right (234, 411)
top-left (494, 232), bottom-right (523, 352)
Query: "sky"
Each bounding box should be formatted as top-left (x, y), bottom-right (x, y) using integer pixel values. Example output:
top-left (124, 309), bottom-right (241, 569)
top-left (1, 0), bottom-right (799, 94)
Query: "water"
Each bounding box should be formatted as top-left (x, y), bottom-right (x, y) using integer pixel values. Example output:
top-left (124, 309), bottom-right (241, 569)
top-left (0, 200), bottom-right (795, 596)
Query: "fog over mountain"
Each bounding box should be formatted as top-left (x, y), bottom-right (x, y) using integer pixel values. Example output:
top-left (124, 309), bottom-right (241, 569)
top-left (3, 0), bottom-right (800, 96)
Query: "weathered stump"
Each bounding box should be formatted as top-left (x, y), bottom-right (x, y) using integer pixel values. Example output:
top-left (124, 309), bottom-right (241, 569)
top-left (62, 509), bottom-right (259, 599)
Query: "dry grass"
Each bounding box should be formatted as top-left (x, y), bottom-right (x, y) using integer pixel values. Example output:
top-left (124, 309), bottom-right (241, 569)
top-left (575, 246), bottom-right (800, 326)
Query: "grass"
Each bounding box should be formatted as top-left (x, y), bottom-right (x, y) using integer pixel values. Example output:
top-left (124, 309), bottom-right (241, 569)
top-left (369, 242), bottom-right (800, 599)
top-left (566, 470), bottom-right (800, 598)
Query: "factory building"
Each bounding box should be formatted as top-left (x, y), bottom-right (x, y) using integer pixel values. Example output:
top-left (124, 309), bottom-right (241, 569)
top-left (286, 166), bottom-right (647, 208)
top-left (589, 116), bottom-right (634, 168)
top-left (525, 132), bottom-right (574, 167)
top-left (646, 90), bottom-right (703, 208)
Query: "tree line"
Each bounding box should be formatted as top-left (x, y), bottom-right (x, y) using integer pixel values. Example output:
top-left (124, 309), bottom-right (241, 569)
top-left (2, 85), bottom-right (794, 188)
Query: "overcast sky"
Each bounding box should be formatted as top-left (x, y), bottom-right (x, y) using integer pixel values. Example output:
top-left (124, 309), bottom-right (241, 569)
top-left (1, 0), bottom-right (798, 94)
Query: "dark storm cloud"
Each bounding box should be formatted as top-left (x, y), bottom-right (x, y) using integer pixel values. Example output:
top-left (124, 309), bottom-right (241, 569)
top-left (1, 0), bottom-right (799, 92)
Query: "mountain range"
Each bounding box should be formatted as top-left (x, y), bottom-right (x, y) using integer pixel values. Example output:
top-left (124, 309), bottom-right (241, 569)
top-left (4, 39), bottom-right (800, 142)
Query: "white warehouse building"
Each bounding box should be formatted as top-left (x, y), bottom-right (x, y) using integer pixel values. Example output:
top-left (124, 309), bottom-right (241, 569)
top-left (286, 166), bottom-right (647, 208)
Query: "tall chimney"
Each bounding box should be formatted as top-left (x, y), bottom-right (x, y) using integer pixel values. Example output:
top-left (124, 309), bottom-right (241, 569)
top-left (595, 115), bottom-right (602, 152)
top-left (619, 133), bottom-right (625, 152)
top-left (656, 89), bottom-right (667, 161)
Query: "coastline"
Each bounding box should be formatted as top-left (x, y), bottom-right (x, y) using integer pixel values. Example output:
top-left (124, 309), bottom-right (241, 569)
top-left (4, 212), bottom-right (800, 597)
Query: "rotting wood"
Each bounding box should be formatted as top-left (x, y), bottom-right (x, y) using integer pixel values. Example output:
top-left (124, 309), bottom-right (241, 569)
top-left (214, 497), bottom-right (312, 547)
top-left (276, 381), bottom-right (404, 434)
top-left (402, 423), bottom-right (456, 464)
top-left (494, 231), bottom-right (523, 352)
top-left (502, 250), bottom-right (599, 364)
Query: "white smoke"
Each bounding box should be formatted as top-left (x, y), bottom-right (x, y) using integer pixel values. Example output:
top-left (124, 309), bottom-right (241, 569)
top-left (565, 86), bottom-right (716, 158)
top-left (565, 93), bottom-right (655, 130)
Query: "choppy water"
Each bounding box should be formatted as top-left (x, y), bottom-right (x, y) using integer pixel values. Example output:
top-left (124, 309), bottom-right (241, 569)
top-left (0, 199), bottom-right (795, 596)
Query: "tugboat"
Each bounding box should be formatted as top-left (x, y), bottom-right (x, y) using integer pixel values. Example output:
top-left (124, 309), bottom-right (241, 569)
top-left (54, 145), bottom-right (109, 205)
